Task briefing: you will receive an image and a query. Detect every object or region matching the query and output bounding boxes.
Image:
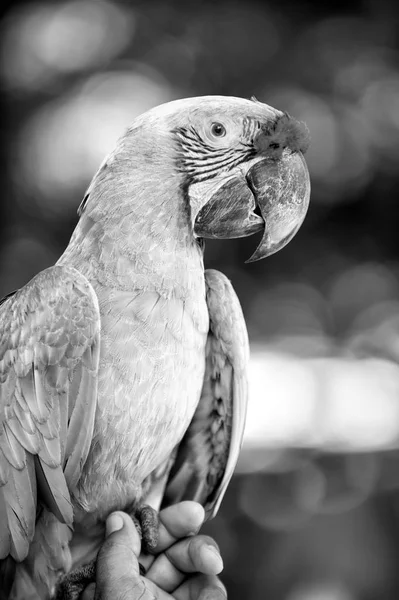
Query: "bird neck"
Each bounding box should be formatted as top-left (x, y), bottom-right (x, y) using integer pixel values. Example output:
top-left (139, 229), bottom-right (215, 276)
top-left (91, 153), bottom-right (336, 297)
top-left (58, 162), bottom-right (204, 298)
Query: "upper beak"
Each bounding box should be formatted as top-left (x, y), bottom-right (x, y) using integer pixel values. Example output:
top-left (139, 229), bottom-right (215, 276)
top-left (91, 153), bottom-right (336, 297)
top-left (193, 150), bottom-right (310, 262)
top-left (245, 151), bottom-right (310, 262)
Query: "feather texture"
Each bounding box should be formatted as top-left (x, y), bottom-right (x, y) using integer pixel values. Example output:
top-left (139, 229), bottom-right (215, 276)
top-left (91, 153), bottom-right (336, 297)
top-left (0, 266), bottom-right (100, 566)
top-left (163, 269), bottom-right (248, 518)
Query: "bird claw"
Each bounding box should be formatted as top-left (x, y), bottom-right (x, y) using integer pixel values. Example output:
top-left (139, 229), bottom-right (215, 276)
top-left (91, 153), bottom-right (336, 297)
top-left (133, 504), bottom-right (159, 554)
top-left (53, 506), bottom-right (158, 598)
top-left (54, 561), bottom-right (95, 600)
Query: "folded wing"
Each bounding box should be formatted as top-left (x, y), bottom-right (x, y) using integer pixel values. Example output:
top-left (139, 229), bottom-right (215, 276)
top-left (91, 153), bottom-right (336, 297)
top-left (163, 269), bottom-right (249, 518)
top-left (0, 265), bottom-right (100, 562)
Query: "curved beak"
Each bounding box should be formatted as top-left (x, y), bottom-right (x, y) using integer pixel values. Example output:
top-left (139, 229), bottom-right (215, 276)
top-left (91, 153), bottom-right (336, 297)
top-left (245, 151), bottom-right (310, 262)
top-left (193, 150), bottom-right (310, 262)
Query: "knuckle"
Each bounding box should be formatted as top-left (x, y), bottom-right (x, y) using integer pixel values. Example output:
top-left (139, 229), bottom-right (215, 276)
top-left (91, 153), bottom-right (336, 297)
top-left (190, 534), bottom-right (220, 553)
top-left (98, 538), bottom-right (136, 563)
top-left (97, 576), bottom-right (145, 600)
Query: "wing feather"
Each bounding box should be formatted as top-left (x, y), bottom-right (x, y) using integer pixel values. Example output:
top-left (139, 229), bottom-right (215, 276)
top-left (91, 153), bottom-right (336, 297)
top-left (34, 458), bottom-right (72, 524)
top-left (0, 265), bottom-right (100, 562)
top-left (164, 269), bottom-right (248, 519)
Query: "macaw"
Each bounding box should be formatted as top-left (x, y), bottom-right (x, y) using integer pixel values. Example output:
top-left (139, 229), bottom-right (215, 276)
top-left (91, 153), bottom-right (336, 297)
top-left (0, 96), bottom-right (310, 599)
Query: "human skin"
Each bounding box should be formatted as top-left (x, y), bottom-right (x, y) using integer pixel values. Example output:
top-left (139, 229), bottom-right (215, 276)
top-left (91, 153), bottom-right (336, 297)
top-left (81, 501), bottom-right (227, 600)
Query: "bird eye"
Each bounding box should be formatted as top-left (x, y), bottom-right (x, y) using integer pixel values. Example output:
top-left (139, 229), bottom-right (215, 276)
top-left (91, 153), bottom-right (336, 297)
top-left (210, 122), bottom-right (226, 137)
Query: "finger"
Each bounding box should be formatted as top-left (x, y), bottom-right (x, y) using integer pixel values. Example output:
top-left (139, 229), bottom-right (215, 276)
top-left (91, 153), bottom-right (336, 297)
top-left (146, 535), bottom-right (223, 592)
top-left (166, 535), bottom-right (223, 575)
top-left (81, 583), bottom-right (95, 600)
top-left (174, 574), bottom-right (227, 600)
top-left (95, 511), bottom-right (143, 598)
top-left (140, 502), bottom-right (205, 572)
top-left (156, 502), bottom-right (205, 552)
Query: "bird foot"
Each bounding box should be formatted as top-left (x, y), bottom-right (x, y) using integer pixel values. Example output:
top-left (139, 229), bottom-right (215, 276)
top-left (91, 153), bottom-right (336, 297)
top-left (53, 554), bottom-right (147, 600)
top-left (132, 504), bottom-right (159, 554)
top-left (53, 506), bottom-right (158, 598)
top-left (54, 561), bottom-right (95, 600)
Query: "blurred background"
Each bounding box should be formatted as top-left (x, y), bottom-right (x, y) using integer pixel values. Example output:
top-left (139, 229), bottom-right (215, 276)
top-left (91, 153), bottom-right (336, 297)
top-left (1, 0), bottom-right (399, 598)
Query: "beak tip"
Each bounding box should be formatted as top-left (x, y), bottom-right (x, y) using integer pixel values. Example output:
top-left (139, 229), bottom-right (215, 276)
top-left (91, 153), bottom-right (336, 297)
top-left (245, 228), bottom-right (270, 263)
top-left (245, 246), bottom-right (274, 263)
top-left (245, 256), bottom-right (262, 264)
top-left (244, 256), bottom-right (255, 264)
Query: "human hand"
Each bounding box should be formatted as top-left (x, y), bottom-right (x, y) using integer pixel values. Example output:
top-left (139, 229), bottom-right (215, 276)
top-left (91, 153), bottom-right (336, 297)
top-left (81, 501), bottom-right (226, 599)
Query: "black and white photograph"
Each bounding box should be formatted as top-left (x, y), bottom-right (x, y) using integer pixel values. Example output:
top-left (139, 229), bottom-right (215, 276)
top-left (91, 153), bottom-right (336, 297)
top-left (1, 1), bottom-right (399, 599)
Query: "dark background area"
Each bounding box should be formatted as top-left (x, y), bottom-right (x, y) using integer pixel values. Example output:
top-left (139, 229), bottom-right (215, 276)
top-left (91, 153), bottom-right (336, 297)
top-left (2, 1), bottom-right (399, 598)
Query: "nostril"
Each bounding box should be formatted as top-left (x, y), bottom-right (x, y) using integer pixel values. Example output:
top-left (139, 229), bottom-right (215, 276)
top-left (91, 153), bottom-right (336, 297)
top-left (269, 142), bottom-right (280, 150)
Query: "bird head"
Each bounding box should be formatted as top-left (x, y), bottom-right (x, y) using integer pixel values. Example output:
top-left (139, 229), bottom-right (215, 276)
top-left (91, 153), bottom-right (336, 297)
top-left (135, 95), bottom-right (311, 262)
top-left (81, 96), bottom-right (310, 265)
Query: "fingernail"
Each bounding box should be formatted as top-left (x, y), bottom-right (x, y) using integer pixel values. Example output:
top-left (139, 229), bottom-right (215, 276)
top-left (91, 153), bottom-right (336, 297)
top-left (199, 588), bottom-right (226, 600)
top-left (187, 524), bottom-right (202, 536)
top-left (200, 544), bottom-right (224, 573)
top-left (106, 513), bottom-right (124, 537)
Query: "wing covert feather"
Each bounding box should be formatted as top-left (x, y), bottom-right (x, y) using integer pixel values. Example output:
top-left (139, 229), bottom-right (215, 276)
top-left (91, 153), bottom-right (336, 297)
top-left (0, 265), bottom-right (100, 562)
top-left (164, 269), bottom-right (249, 519)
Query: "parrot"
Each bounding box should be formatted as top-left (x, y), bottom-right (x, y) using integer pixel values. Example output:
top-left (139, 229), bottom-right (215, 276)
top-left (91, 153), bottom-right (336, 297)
top-left (0, 95), bottom-right (310, 599)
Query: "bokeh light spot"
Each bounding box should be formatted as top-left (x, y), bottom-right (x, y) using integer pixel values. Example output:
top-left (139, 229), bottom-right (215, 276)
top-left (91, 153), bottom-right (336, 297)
top-left (16, 68), bottom-right (175, 212)
top-left (0, 0), bottom-right (134, 90)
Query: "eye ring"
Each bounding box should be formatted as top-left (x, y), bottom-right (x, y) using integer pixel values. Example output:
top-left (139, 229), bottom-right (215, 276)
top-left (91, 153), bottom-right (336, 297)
top-left (210, 122), bottom-right (226, 137)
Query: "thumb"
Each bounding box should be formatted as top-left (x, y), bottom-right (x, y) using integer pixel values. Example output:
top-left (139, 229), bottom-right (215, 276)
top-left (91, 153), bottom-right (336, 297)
top-left (94, 511), bottom-right (143, 599)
